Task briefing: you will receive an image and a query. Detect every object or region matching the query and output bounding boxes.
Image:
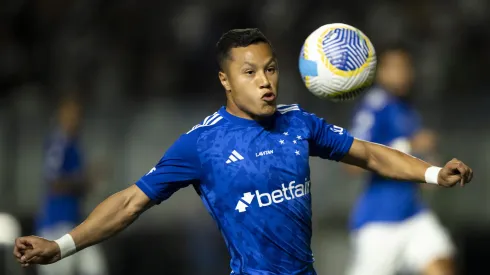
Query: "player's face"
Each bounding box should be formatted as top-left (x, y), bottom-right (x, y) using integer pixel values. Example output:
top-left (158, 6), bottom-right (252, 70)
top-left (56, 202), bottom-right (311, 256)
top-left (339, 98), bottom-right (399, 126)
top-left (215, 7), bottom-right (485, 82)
top-left (377, 50), bottom-right (413, 97)
top-left (220, 42), bottom-right (279, 119)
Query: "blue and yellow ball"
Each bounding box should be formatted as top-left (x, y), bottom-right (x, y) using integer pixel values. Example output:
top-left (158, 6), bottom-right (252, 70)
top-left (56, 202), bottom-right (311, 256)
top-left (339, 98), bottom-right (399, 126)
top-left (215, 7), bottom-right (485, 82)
top-left (299, 23), bottom-right (377, 102)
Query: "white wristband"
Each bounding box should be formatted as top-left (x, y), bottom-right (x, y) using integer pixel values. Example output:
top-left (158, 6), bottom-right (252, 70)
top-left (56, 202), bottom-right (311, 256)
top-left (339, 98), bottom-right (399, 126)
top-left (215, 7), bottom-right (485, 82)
top-left (425, 166), bottom-right (442, 185)
top-left (54, 234), bottom-right (77, 259)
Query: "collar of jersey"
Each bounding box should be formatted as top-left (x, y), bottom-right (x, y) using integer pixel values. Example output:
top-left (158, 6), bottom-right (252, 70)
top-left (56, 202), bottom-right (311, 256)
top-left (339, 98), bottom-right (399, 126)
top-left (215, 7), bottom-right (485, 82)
top-left (218, 106), bottom-right (277, 128)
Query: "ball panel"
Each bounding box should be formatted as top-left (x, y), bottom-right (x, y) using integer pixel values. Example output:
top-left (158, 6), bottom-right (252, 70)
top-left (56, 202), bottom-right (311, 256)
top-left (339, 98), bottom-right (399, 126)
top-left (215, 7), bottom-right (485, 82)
top-left (321, 28), bottom-right (369, 71)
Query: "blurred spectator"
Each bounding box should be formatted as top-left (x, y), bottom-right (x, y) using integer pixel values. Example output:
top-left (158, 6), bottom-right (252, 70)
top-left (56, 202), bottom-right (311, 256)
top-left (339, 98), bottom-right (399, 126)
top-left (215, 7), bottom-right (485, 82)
top-left (35, 95), bottom-right (108, 275)
top-left (345, 46), bottom-right (455, 275)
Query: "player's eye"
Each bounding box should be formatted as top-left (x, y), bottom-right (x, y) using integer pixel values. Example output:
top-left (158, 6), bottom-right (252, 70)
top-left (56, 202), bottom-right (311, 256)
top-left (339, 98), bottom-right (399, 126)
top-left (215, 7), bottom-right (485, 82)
top-left (266, 67), bottom-right (276, 74)
top-left (245, 70), bottom-right (255, 75)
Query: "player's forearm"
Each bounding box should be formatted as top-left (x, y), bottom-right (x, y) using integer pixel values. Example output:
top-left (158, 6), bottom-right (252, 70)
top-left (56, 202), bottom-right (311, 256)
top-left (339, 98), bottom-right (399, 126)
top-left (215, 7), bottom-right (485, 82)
top-left (343, 139), bottom-right (432, 183)
top-left (365, 143), bottom-right (431, 182)
top-left (67, 185), bottom-right (151, 251)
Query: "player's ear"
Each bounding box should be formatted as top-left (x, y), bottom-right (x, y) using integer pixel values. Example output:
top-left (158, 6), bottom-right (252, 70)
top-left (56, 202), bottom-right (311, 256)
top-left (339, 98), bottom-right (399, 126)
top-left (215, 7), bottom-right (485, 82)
top-left (219, 71), bottom-right (231, 91)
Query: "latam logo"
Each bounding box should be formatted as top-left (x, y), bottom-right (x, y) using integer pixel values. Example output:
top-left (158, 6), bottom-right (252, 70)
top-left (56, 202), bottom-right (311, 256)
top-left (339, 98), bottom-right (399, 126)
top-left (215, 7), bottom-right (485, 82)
top-left (256, 150), bottom-right (273, 157)
top-left (235, 179), bottom-right (311, 213)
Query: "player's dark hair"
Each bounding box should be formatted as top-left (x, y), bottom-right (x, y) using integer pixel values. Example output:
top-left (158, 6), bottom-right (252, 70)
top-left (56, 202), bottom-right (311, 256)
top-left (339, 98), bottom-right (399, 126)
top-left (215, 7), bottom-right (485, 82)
top-left (216, 28), bottom-right (274, 71)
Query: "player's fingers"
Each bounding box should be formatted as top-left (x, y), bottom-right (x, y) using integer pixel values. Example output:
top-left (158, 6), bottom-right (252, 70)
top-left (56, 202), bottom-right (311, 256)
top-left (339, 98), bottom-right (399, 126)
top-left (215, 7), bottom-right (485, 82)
top-left (26, 255), bottom-right (41, 265)
top-left (20, 248), bottom-right (41, 263)
top-left (462, 167), bottom-right (473, 186)
top-left (455, 164), bottom-right (467, 186)
top-left (14, 253), bottom-right (24, 263)
top-left (455, 162), bottom-right (467, 175)
top-left (448, 158), bottom-right (459, 166)
top-left (12, 246), bottom-right (23, 259)
top-left (468, 168), bottom-right (473, 182)
top-left (15, 238), bottom-right (29, 250)
top-left (444, 160), bottom-right (459, 173)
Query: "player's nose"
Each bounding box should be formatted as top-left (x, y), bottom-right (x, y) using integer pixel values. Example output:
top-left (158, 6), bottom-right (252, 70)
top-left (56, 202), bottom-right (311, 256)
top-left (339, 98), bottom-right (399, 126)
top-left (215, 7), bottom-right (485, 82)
top-left (258, 72), bottom-right (271, 89)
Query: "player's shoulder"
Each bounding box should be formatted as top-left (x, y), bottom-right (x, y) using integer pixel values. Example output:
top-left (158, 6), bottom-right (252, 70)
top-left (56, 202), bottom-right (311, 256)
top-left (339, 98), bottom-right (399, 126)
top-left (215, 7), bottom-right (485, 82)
top-left (277, 103), bottom-right (301, 113)
top-left (276, 103), bottom-right (310, 118)
top-left (169, 110), bottom-right (228, 151)
top-left (185, 110), bottom-right (227, 137)
top-left (276, 103), bottom-right (324, 131)
top-left (277, 103), bottom-right (321, 121)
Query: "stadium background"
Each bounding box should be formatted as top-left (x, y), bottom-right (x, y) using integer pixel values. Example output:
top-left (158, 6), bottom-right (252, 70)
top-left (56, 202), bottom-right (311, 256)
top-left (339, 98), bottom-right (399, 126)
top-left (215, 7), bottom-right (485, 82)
top-left (0, 0), bottom-right (489, 274)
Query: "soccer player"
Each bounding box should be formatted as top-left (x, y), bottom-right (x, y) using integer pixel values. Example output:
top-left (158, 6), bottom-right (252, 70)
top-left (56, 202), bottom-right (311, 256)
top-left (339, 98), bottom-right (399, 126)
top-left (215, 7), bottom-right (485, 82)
top-left (14, 29), bottom-right (472, 275)
top-left (35, 96), bottom-right (107, 275)
top-left (345, 46), bottom-right (457, 275)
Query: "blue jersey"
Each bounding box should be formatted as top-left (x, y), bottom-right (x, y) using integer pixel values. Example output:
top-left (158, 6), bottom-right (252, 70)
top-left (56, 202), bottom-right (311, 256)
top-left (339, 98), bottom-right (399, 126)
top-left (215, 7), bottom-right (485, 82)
top-left (136, 104), bottom-right (353, 275)
top-left (37, 129), bottom-right (83, 230)
top-left (349, 87), bottom-right (425, 230)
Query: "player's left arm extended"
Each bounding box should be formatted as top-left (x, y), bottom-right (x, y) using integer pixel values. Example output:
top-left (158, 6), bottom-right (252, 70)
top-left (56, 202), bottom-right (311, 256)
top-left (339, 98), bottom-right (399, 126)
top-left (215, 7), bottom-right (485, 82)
top-left (341, 138), bottom-right (473, 187)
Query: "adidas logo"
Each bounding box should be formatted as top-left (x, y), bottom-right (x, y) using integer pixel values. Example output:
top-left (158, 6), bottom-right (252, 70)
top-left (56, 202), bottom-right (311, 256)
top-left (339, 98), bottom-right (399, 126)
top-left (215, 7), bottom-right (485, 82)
top-left (226, 150), bottom-right (244, 164)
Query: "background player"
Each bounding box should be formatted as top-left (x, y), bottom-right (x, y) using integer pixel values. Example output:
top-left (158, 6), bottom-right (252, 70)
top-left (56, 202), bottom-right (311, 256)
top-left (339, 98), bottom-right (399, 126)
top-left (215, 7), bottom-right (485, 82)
top-left (14, 29), bottom-right (472, 275)
top-left (36, 96), bottom-right (107, 275)
top-left (345, 46), bottom-right (456, 275)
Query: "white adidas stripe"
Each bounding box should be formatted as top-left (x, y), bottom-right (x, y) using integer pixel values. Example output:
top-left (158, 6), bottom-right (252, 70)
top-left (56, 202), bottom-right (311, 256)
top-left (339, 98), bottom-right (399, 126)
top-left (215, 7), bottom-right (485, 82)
top-left (277, 104), bottom-right (298, 110)
top-left (277, 104), bottom-right (300, 114)
top-left (203, 113), bottom-right (219, 125)
top-left (186, 112), bottom-right (223, 134)
top-left (231, 150), bottom-right (244, 160)
top-left (207, 115), bottom-right (223, 126)
top-left (278, 106), bottom-right (300, 114)
top-left (225, 150), bottom-right (244, 164)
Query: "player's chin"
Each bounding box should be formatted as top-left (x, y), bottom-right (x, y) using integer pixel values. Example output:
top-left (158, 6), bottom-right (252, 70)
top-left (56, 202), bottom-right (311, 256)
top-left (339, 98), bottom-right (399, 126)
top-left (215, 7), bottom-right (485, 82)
top-left (256, 103), bottom-right (276, 117)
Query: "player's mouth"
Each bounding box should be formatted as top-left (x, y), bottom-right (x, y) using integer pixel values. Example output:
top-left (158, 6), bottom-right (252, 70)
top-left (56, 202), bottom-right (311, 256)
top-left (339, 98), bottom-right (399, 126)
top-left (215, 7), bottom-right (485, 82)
top-left (261, 92), bottom-right (276, 102)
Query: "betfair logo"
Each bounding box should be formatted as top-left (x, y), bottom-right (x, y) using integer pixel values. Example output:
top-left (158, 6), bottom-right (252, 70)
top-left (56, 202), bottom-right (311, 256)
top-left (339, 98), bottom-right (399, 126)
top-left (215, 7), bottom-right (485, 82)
top-left (235, 179), bottom-right (311, 213)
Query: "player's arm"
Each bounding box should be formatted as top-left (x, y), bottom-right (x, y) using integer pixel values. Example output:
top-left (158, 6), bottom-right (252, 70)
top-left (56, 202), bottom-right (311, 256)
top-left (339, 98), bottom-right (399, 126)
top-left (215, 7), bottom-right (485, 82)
top-left (14, 133), bottom-right (201, 267)
top-left (341, 138), bottom-right (473, 187)
top-left (410, 129), bottom-right (441, 190)
top-left (344, 109), bottom-right (376, 176)
top-left (299, 107), bottom-right (473, 187)
top-left (13, 184), bottom-right (153, 267)
top-left (69, 184), bottom-right (153, 250)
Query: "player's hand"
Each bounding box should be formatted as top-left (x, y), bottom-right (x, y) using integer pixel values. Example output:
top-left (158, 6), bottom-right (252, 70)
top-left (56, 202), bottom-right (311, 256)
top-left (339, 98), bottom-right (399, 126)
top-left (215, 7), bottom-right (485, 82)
top-left (13, 236), bottom-right (61, 267)
top-left (437, 158), bottom-right (473, 187)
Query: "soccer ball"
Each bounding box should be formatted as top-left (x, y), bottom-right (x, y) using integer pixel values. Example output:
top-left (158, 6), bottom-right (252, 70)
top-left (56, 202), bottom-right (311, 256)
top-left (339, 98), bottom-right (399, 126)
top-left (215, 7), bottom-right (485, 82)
top-left (299, 23), bottom-right (377, 102)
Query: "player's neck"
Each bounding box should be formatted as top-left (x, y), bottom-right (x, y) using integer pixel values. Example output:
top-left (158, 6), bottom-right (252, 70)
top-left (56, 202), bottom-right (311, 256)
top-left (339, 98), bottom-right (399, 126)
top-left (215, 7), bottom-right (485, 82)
top-left (225, 98), bottom-right (277, 126)
top-left (225, 101), bottom-right (255, 121)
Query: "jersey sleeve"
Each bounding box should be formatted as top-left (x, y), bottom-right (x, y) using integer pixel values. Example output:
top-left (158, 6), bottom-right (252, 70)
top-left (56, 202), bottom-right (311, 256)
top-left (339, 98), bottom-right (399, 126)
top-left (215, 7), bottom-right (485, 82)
top-left (135, 133), bottom-right (202, 204)
top-left (299, 109), bottom-right (354, 161)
